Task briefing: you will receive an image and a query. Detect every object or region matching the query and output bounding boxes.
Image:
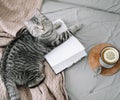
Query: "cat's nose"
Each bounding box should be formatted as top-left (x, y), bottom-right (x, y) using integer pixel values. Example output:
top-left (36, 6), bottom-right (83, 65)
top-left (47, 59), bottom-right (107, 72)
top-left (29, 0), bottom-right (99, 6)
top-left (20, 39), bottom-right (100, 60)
top-left (39, 26), bottom-right (44, 30)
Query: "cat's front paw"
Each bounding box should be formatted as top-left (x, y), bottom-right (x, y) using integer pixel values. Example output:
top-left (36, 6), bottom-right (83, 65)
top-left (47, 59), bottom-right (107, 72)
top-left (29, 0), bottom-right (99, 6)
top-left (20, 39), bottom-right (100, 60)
top-left (53, 21), bottom-right (62, 29)
top-left (69, 24), bottom-right (83, 34)
top-left (74, 24), bottom-right (83, 31)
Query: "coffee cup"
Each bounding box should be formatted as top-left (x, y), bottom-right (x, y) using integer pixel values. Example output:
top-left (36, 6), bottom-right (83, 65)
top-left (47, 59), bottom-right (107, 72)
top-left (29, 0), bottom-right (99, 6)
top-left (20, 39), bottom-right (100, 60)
top-left (94, 46), bottom-right (119, 76)
top-left (99, 46), bottom-right (119, 68)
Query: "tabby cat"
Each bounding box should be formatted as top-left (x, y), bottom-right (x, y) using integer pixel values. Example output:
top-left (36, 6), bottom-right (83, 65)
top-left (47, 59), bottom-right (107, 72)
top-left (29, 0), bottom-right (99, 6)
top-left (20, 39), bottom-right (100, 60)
top-left (0, 9), bottom-right (81, 100)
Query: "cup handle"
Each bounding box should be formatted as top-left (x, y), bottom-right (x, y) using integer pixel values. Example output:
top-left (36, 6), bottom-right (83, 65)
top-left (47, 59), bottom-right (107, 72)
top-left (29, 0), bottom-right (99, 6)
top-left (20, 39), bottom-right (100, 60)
top-left (94, 66), bottom-right (102, 77)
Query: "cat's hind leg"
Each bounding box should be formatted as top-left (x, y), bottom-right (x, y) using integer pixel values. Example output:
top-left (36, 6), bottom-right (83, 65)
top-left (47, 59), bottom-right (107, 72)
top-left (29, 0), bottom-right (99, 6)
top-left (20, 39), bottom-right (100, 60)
top-left (4, 78), bottom-right (20, 100)
top-left (27, 73), bottom-right (45, 88)
top-left (27, 62), bottom-right (45, 88)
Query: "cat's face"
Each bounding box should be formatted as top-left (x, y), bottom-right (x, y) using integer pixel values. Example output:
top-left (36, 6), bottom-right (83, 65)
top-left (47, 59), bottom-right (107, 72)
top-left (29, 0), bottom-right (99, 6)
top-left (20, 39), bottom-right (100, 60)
top-left (24, 9), bottom-right (53, 38)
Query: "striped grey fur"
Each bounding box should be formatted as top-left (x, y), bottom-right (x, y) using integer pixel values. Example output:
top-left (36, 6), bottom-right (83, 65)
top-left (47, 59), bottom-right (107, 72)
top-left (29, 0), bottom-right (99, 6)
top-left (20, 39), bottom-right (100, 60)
top-left (0, 9), bottom-right (81, 100)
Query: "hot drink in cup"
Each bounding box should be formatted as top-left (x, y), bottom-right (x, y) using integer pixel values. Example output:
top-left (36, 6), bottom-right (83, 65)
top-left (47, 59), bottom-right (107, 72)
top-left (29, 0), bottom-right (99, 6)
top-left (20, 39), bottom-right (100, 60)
top-left (100, 46), bottom-right (119, 68)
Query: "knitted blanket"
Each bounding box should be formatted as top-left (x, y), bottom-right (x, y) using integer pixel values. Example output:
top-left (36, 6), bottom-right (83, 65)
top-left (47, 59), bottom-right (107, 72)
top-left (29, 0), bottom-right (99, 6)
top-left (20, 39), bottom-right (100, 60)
top-left (0, 0), bottom-right (68, 100)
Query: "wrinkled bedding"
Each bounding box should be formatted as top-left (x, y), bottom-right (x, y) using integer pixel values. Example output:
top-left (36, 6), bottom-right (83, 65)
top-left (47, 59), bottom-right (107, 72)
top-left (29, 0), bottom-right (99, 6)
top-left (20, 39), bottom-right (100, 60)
top-left (42, 0), bottom-right (120, 100)
top-left (57, 0), bottom-right (120, 14)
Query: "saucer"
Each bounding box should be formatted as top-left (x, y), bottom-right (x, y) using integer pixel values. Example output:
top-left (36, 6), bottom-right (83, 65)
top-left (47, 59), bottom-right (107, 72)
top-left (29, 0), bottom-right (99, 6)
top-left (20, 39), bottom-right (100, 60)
top-left (88, 43), bottom-right (120, 76)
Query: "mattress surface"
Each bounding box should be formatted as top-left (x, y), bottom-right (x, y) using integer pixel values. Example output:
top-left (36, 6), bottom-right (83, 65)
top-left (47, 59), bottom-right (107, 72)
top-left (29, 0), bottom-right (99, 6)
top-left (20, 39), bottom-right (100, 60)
top-left (42, 1), bottom-right (120, 100)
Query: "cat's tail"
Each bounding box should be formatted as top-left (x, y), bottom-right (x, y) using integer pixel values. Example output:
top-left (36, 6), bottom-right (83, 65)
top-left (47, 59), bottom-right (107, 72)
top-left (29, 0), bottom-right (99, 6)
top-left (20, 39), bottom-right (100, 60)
top-left (4, 78), bottom-right (20, 100)
top-left (0, 61), bottom-right (3, 76)
top-left (0, 61), bottom-right (1, 73)
top-left (0, 61), bottom-right (1, 78)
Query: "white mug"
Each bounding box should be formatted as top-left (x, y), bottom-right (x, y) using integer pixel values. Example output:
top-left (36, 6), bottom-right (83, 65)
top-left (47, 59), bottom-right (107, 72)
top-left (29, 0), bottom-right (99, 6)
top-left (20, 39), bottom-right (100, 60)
top-left (94, 46), bottom-right (119, 75)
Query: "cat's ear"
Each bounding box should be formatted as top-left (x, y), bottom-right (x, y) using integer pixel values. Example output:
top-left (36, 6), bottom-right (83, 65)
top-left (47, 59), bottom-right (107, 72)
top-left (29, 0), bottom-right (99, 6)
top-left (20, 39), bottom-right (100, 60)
top-left (36, 8), bottom-right (41, 15)
top-left (35, 8), bottom-right (45, 17)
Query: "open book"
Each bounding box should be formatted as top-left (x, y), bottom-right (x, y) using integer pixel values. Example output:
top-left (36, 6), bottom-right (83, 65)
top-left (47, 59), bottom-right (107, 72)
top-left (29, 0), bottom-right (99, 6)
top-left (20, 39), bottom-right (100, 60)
top-left (45, 19), bottom-right (87, 74)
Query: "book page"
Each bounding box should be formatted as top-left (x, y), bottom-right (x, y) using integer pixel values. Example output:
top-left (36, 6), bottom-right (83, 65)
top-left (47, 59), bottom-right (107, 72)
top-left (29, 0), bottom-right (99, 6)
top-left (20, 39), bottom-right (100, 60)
top-left (45, 36), bottom-right (86, 67)
top-left (52, 50), bottom-right (87, 74)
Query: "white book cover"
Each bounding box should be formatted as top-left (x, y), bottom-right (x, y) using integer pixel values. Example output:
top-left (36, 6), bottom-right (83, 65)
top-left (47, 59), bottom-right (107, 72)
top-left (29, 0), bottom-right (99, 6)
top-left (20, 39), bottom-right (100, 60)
top-left (45, 19), bottom-right (87, 74)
